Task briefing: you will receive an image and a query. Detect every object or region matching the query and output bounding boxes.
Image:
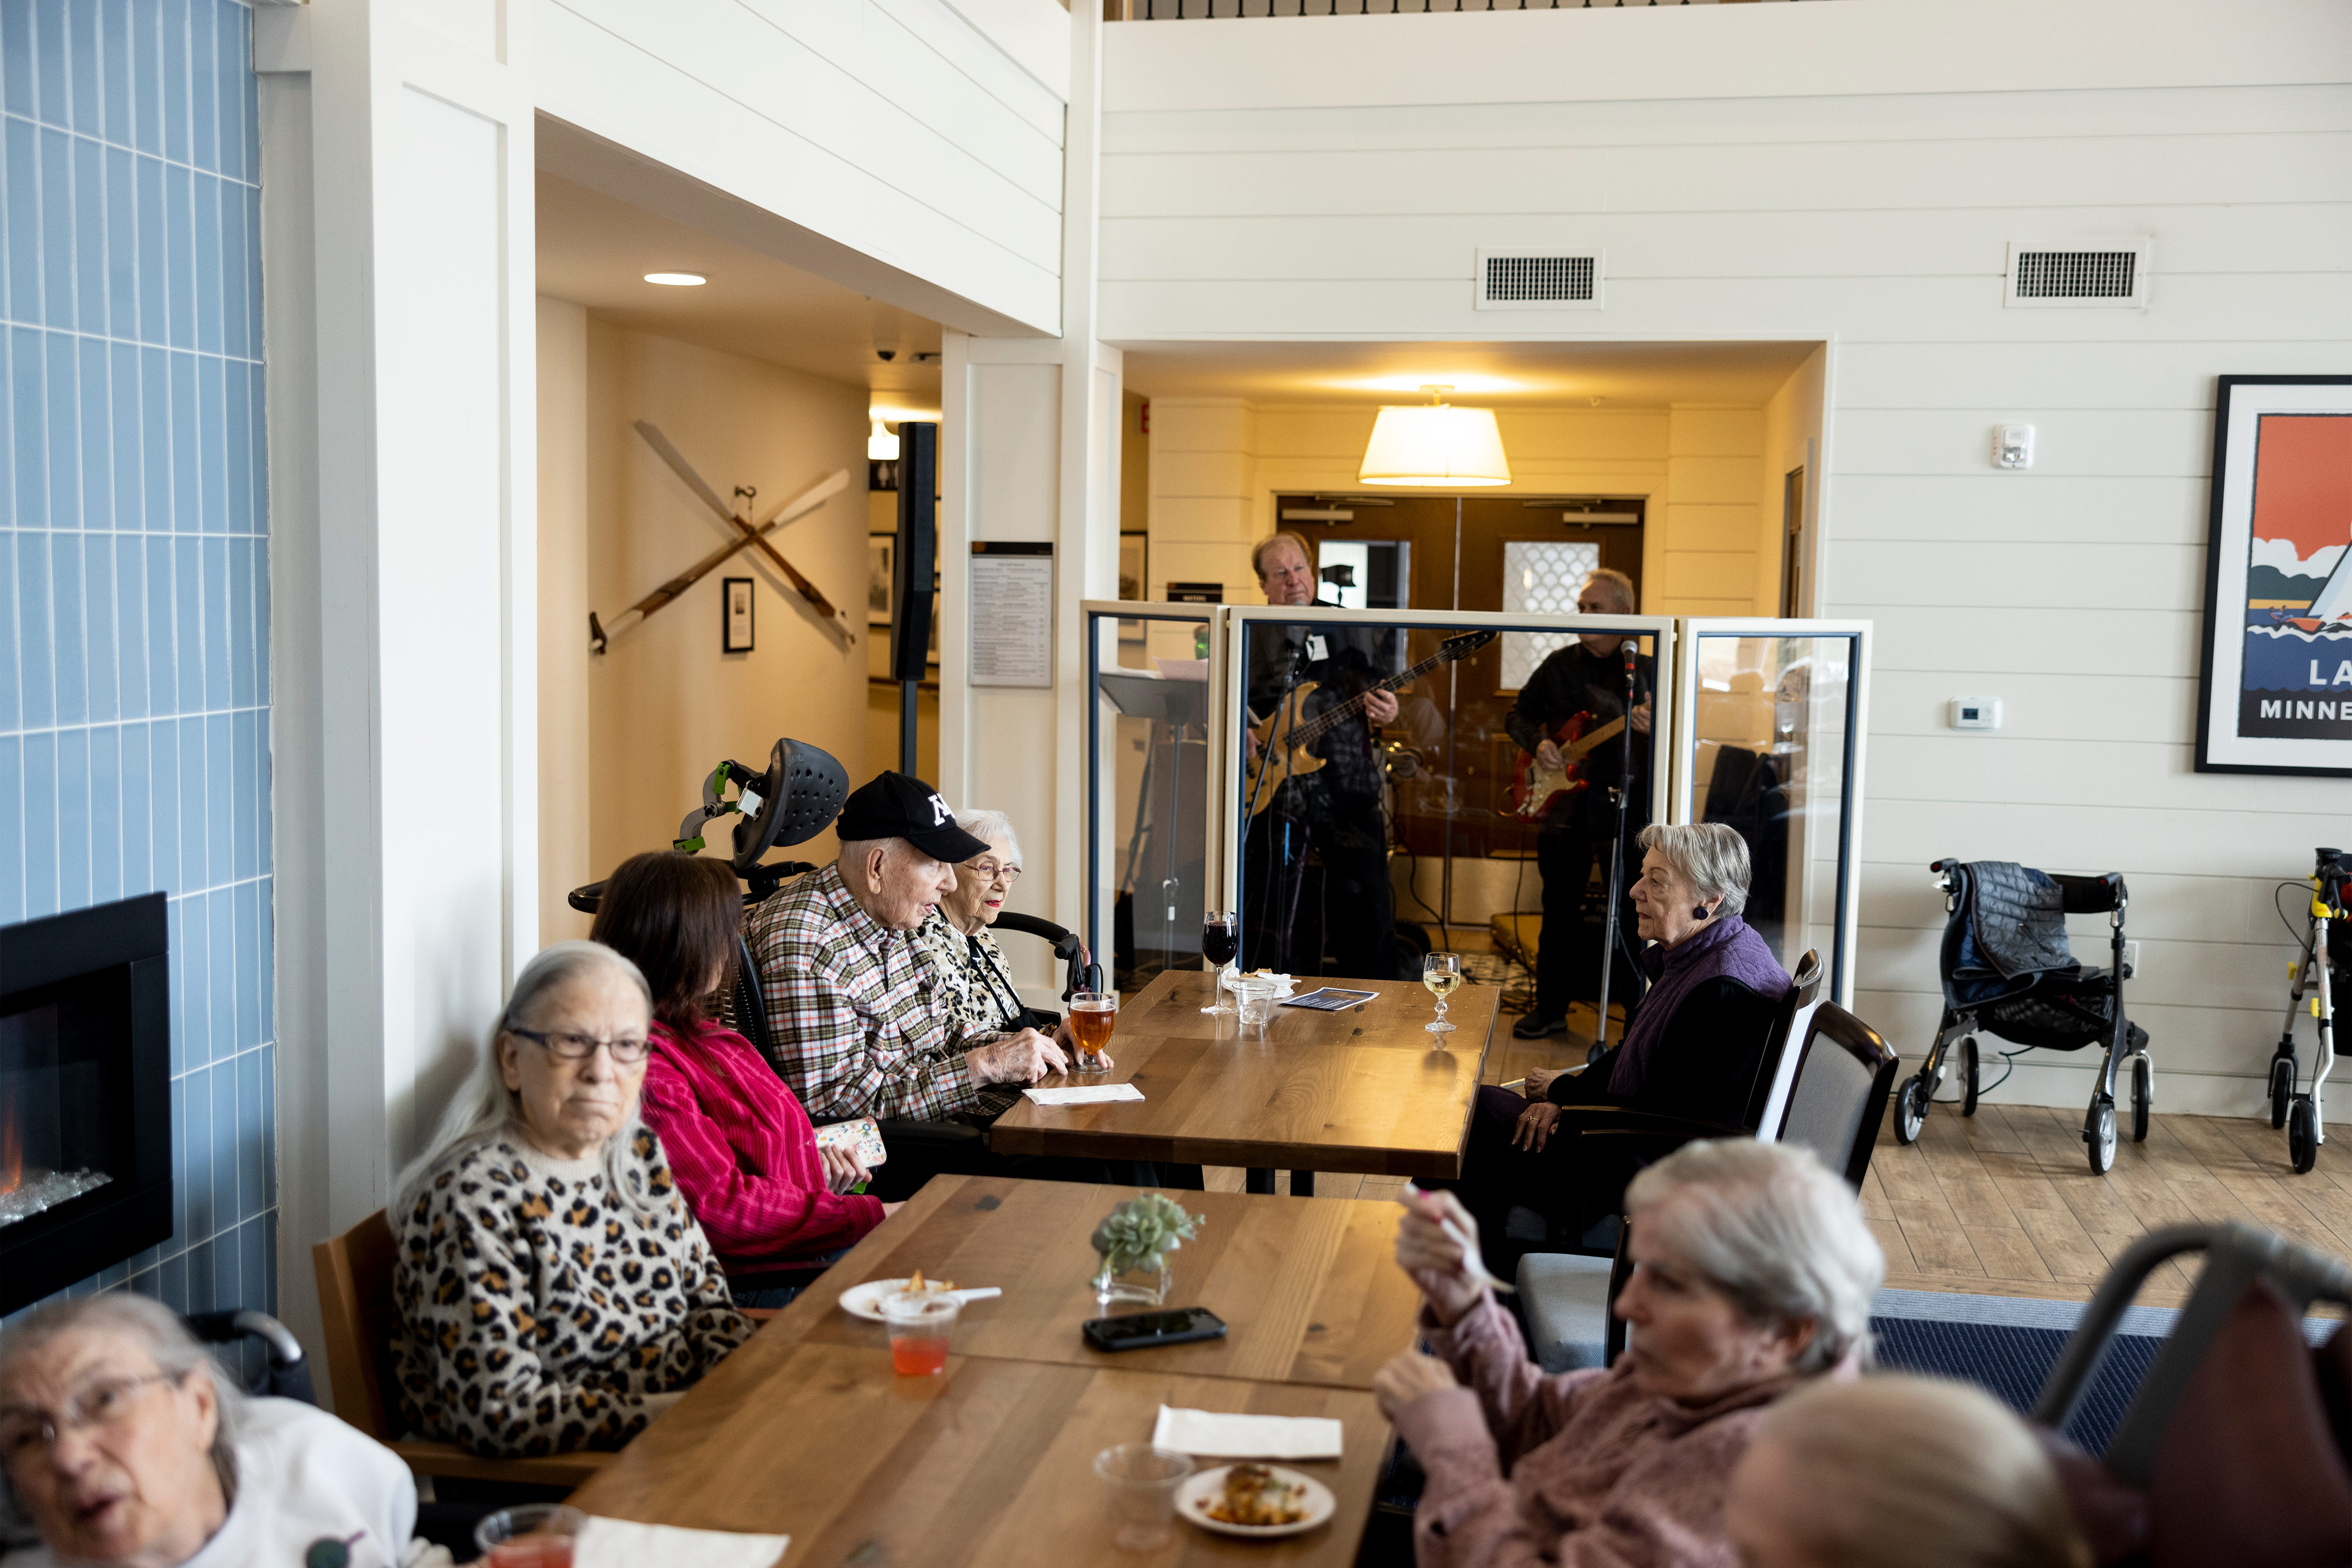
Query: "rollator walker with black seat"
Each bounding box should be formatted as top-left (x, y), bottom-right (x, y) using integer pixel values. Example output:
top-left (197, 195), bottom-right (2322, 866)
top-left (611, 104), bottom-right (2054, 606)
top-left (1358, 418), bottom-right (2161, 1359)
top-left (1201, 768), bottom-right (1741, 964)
top-left (2264, 846), bottom-right (2348, 1175)
top-left (1896, 859), bottom-right (2151, 1175)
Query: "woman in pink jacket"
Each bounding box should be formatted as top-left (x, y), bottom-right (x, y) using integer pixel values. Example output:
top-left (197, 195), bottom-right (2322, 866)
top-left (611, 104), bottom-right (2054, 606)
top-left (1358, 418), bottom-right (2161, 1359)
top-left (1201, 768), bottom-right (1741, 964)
top-left (591, 852), bottom-right (898, 1304)
top-left (1376, 1140), bottom-right (1883, 1568)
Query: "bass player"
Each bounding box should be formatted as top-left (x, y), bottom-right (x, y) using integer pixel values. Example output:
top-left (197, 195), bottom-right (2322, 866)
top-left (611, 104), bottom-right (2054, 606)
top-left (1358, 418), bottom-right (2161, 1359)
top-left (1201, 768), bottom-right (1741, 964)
top-left (1240, 532), bottom-right (1408, 980)
top-left (1506, 566), bottom-right (1656, 1039)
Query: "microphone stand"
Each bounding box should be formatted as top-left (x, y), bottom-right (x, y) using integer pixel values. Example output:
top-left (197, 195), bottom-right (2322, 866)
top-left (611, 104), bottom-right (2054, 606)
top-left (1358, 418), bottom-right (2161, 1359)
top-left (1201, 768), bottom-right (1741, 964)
top-left (1593, 636), bottom-right (1643, 1061)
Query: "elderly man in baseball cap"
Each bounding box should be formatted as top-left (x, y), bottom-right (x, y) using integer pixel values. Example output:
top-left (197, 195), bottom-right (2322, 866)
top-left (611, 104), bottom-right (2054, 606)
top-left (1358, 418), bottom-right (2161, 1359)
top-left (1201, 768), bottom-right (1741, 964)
top-left (746, 771), bottom-right (1134, 1197)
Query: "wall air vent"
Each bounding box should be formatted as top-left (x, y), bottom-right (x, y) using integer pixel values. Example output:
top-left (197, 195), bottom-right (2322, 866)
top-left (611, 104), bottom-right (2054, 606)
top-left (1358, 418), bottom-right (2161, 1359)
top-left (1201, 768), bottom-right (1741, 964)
top-left (2005, 239), bottom-right (2151, 309)
top-left (1476, 248), bottom-right (1604, 311)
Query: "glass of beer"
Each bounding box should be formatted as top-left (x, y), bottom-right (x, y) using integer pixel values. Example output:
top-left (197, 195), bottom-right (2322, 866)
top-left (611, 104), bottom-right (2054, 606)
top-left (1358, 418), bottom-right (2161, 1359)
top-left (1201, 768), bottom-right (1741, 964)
top-left (1423, 952), bottom-right (1461, 1036)
top-left (1071, 990), bottom-right (1118, 1073)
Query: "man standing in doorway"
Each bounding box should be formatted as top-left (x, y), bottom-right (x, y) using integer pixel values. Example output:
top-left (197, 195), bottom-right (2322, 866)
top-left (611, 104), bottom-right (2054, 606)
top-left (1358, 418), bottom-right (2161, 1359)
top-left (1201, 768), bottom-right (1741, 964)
top-left (1242, 532), bottom-right (1406, 979)
top-left (1506, 567), bottom-right (1654, 1039)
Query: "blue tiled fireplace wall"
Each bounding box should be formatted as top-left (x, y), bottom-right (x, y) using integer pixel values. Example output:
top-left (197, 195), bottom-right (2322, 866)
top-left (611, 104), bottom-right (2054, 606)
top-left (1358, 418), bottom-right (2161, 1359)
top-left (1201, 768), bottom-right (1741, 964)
top-left (1, 0), bottom-right (272, 1324)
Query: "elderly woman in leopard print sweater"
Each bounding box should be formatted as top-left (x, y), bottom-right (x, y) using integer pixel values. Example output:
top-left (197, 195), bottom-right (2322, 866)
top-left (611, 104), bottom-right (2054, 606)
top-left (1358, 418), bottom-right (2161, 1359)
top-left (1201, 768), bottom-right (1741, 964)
top-left (390, 941), bottom-right (753, 1459)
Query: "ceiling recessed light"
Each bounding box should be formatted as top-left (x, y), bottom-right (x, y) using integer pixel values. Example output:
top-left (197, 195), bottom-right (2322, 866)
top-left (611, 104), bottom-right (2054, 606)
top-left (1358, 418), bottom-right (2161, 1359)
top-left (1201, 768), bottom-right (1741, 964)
top-left (643, 272), bottom-right (706, 287)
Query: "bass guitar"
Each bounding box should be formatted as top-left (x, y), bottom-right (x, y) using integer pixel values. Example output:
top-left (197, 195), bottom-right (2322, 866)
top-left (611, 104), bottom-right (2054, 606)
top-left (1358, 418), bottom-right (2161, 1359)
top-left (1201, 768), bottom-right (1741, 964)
top-left (1243, 630), bottom-right (1494, 818)
top-left (1507, 712), bottom-right (1627, 820)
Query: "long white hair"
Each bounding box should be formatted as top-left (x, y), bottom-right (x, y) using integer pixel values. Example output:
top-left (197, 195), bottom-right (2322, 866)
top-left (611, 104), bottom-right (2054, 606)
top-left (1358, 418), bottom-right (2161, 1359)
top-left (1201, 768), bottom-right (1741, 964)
top-left (390, 940), bottom-right (661, 1218)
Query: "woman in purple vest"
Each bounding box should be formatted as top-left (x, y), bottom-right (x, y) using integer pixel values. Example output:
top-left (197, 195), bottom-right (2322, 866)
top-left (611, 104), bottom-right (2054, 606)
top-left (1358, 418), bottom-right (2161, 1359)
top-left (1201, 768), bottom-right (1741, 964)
top-left (1442, 823), bottom-right (1793, 1278)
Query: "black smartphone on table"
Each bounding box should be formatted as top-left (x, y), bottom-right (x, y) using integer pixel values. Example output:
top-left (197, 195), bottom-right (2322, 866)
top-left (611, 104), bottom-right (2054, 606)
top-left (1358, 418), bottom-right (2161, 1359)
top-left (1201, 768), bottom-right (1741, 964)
top-left (1082, 1306), bottom-right (1229, 1352)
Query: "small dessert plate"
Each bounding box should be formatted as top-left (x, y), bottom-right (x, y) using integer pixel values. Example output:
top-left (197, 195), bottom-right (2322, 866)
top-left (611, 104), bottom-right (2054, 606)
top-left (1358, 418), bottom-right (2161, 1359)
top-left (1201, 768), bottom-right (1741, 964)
top-left (1175, 1464), bottom-right (1336, 1539)
top-left (839, 1278), bottom-right (953, 1322)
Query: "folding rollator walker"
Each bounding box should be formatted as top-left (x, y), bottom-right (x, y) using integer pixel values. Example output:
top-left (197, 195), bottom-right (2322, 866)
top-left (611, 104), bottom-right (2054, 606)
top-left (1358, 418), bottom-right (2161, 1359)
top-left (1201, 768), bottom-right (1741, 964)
top-left (1895, 859), bottom-right (2151, 1175)
top-left (2265, 846), bottom-right (2348, 1175)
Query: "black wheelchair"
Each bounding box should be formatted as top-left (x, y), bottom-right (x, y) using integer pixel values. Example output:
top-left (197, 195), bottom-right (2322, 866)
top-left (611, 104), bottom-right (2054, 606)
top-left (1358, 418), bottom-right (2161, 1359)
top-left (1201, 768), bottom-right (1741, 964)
top-left (1897, 858), bottom-right (2150, 1175)
top-left (565, 739), bottom-right (1110, 1292)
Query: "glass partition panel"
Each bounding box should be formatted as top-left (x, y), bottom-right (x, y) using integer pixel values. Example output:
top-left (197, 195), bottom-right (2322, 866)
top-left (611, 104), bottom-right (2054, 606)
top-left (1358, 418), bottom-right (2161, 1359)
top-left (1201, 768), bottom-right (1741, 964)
top-left (1215, 606), bottom-right (1675, 1040)
top-left (1084, 603), bottom-right (1221, 995)
top-left (1670, 620), bottom-right (1871, 1003)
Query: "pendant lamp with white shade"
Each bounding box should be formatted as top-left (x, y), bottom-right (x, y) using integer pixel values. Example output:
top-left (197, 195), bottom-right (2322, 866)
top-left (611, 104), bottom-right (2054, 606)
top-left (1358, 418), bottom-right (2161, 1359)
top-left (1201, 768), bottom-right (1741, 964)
top-left (1357, 385), bottom-right (1511, 487)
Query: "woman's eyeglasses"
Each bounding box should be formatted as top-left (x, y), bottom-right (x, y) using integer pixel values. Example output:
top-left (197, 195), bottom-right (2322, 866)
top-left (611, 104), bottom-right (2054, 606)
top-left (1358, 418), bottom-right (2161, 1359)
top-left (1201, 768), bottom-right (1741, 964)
top-left (0, 1372), bottom-right (180, 1461)
top-left (508, 1027), bottom-right (651, 1065)
top-left (968, 860), bottom-right (1022, 886)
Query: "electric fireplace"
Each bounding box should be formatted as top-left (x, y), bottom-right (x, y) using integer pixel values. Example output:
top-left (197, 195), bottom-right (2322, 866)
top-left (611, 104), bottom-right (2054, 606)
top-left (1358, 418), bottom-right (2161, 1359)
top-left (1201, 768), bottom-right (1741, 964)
top-left (0, 892), bottom-right (172, 1314)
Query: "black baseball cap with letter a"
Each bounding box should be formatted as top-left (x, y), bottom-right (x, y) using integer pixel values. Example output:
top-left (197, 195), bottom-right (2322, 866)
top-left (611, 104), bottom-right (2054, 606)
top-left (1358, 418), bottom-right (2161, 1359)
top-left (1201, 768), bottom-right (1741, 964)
top-left (833, 771), bottom-right (990, 864)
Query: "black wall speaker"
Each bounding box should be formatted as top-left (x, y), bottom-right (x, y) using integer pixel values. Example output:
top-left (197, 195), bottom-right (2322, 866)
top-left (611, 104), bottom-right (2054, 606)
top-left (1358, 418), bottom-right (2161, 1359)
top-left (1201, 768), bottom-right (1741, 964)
top-left (890, 422), bottom-right (938, 684)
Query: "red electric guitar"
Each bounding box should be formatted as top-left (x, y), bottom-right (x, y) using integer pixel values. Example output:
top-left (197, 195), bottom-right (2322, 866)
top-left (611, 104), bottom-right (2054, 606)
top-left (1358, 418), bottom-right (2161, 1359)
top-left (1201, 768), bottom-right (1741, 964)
top-left (1507, 712), bottom-right (1627, 820)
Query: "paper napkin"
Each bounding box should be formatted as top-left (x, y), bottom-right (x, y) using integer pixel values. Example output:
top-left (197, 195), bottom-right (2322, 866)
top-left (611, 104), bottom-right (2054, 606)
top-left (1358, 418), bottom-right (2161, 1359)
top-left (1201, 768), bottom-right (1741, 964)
top-left (1151, 1405), bottom-right (1344, 1461)
top-left (1023, 1083), bottom-right (1146, 1106)
top-left (576, 1517), bottom-right (790, 1568)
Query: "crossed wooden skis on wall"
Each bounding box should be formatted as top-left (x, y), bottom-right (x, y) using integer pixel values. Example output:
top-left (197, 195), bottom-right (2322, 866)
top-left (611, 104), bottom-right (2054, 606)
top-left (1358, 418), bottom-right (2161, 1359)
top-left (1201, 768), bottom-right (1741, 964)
top-left (589, 421), bottom-right (854, 654)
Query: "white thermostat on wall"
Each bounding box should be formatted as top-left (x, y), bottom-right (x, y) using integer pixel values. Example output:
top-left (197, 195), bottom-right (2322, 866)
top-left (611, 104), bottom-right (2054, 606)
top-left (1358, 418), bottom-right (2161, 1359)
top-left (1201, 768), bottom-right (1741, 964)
top-left (1992, 423), bottom-right (2035, 469)
top-left (1950, 698), bottom-right (2004, 730)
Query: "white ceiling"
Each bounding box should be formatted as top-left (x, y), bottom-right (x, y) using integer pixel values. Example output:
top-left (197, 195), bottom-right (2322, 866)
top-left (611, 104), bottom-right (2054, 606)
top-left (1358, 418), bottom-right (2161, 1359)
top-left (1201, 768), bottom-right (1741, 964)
top-left (535, 172), bottom-right (945, 418)
top-left (1118, 339), bottom-right (1821, 408)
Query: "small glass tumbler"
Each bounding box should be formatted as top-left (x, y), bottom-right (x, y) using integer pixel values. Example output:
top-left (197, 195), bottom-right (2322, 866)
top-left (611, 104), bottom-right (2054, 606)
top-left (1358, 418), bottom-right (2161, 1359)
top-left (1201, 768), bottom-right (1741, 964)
top-left (475, 1504), bottom-right (586, 1568)
top-left (883, 1292), bottom-right (961, 1376)
top-left (1230, 975), bottom-right (1281, 1033)
top-left (1095, 1443), bottom-right (1194, 1551)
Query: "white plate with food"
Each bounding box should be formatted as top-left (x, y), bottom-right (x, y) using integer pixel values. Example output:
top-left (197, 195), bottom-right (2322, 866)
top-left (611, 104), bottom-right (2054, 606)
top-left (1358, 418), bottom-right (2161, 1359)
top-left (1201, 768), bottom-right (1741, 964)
top-left (1176, 1463), bottom-right (1335, 1539)
top-left (838, 1271), bottom-right (959, 1322)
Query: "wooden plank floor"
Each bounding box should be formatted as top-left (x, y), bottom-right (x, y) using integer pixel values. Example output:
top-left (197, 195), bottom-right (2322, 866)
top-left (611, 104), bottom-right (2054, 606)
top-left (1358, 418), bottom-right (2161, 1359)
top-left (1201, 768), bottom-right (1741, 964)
top-left (1866, 1101), bottom-right (2352, 1309)
top-left (1200, 976), bottom-right (2352, 1314)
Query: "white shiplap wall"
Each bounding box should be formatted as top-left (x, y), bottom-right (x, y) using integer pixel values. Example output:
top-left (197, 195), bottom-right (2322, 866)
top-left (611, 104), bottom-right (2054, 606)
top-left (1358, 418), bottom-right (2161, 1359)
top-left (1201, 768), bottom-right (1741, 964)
top-left (1100, 0), bottom-right (2352, 1113)
top-left (535, 0), bottom-right (1069, 334)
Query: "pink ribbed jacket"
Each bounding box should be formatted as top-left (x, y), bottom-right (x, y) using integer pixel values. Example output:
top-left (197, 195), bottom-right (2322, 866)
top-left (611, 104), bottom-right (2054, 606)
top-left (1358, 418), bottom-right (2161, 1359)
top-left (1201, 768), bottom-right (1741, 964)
top-left (637, 1018), bottom-right (887, 1268)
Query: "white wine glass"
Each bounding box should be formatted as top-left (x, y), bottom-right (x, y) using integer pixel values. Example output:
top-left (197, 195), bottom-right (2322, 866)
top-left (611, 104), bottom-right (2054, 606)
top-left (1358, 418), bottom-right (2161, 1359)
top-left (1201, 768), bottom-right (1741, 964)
top-left (1423, 952), bottom-right (1461, 1036)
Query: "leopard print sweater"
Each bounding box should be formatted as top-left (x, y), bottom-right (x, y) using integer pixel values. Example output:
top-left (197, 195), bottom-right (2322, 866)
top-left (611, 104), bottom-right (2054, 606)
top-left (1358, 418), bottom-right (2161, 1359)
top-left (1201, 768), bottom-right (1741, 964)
top-left (391, 1126), bottom-right (754, 1458)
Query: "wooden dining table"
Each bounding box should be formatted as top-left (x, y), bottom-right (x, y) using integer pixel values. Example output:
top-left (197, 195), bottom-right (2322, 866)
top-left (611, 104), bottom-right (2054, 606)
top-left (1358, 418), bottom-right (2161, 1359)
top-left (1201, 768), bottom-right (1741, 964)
top-left (755, 1174), bottom-right (1425, 1390)
top-left (989, 970), bottom-right (1499, 1194)
top-left (566, 1175), bottom-right (1422, 1564)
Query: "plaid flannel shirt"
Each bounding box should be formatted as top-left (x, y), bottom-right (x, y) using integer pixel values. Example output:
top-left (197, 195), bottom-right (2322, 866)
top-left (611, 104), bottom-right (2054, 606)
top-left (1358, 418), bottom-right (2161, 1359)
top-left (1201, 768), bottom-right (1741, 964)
top-left (747, 864), bottom-right (982, 1120)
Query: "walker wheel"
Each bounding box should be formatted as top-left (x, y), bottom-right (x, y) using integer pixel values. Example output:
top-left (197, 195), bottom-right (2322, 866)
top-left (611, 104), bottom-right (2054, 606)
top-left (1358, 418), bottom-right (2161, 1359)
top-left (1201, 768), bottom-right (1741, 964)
top-left (2086, 1096), bottom-right (2117, 1176)
top-left (2271, 1056), bottom-right (2296, 1130)
top-left (2130, 1055), bottom-right (2152, 1143)
top-left (1960, 1037), bottom-right (1981, 1118)
top-left (2290, 1097), bottom-right (2320, 1175)
top-left (1893, 1074), bottom-right (1927, 1145)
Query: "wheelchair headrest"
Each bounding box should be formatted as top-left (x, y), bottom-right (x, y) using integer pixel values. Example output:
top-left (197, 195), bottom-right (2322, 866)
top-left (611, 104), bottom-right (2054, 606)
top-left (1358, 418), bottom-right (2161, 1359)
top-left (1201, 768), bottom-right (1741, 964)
top-left (732, 739), bottom-right (848, 873)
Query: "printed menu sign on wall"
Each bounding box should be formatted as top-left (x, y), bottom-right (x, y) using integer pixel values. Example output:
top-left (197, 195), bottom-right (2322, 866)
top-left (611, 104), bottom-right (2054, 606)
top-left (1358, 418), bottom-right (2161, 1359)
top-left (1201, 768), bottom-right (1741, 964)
top-left (971, 541), bottom-right (1054, 688)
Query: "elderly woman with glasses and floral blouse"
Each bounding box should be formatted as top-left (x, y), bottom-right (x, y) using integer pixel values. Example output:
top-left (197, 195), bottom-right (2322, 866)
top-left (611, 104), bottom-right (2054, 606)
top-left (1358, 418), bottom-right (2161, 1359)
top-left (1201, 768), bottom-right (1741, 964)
top-left (388, 940), bottom-right (753, 1459)
top-left (911, 809), bottom-right (1037, 1038)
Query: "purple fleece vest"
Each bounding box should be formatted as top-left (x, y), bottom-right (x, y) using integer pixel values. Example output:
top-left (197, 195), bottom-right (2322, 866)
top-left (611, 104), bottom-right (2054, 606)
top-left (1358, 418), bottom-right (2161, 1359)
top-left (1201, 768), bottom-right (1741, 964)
top-left (1607, 913), bottom-right (1792, 1098)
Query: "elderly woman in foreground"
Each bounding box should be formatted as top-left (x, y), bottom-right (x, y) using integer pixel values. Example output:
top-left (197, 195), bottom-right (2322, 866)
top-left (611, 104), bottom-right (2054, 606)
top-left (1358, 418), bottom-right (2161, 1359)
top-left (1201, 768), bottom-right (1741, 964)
top-left (391, 940), bottom-right (753, 1458)
top-left (0, 1294), bottom-right (422, 1568)
top-left (1728, 1375), bottom-right (2090, 1568)
top-left (1376, 1140), bottom-right (1883, 1568)
top-left (1440, 822), bottom-right (1795, 1272)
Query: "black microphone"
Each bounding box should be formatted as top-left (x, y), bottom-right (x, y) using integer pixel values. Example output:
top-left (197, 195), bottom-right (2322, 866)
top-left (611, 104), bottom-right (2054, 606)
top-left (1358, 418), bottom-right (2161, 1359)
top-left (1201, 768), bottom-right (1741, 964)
top-left (1619, 636), bottom-right (1639, 670)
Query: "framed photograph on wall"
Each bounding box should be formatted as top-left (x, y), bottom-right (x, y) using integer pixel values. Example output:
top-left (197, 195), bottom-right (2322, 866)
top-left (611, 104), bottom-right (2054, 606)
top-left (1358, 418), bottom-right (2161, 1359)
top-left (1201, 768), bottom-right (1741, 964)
top-left (722, 577), bottom-right (755, 653)
top-left (2195, 375), bottom-right (2352, 776)
top-left (868, 536), bottom-right (894, 627)
top-left (1118, 533), bottom-right (1148, 600)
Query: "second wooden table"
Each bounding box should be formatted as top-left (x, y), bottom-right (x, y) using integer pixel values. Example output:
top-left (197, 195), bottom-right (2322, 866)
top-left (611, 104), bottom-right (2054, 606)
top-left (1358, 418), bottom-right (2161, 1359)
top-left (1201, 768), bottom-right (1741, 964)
top-left (990, 970), bottom-right (1498, 1191)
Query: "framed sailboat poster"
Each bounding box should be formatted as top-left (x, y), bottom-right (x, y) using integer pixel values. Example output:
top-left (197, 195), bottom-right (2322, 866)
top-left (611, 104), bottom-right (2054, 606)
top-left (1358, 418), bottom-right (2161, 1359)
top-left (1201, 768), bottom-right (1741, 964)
top-left (2196, 376), bottom-right (2352, 776)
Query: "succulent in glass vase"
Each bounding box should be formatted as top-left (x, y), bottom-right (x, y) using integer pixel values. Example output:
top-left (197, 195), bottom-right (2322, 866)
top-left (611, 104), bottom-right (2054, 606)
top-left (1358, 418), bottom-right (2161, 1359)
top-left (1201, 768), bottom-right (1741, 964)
top-left (1090, 1193), bottom-right (1204, 1308)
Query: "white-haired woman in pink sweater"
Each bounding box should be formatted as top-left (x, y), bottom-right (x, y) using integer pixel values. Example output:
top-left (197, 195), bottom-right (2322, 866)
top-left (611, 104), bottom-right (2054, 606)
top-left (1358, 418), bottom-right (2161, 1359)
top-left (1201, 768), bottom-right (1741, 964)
top-left (1377, 1140), bottom-right (1884, 1568)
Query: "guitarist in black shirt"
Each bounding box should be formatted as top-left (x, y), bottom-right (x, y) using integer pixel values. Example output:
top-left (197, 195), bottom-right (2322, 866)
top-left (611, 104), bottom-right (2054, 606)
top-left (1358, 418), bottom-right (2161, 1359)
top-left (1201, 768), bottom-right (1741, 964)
top-left (1504, 567), bottom-right (1656, 1039)
top-left (1242, 533), bottom-right (1406, 979)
